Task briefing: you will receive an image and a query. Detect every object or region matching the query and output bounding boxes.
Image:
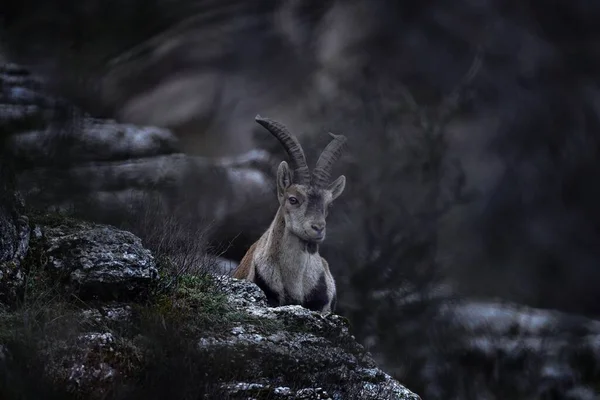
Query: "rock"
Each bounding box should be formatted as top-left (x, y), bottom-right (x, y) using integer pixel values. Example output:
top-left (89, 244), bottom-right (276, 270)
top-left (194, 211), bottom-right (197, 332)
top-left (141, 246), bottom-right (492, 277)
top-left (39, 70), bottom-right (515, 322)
top-left (0, 64), bottom-right (51, 134)
top-left (0, 211), bottom-right (420, 398)
top-left (32, 215), bottom-right (158, 301)
top-left (79, 303), bottom-right (133, 325)
top-left (202, 276), bottom-right (420, 400)
top-left (16, 151), bottom-right (274, 224)
top-left (0, 61), bottom-right (180, 167)
top-left (360, 287), bottom-right (600, 400)
top-left (9, 118), bottom-right (180, 167)
top-left (0, 233), bottom-right (420, 399)
top-left (41, 330), bottom-right (142, 398)
top-left (0, 214), bottom-right (29, 304)
top-left (0, 62), bottom-right (277, 264)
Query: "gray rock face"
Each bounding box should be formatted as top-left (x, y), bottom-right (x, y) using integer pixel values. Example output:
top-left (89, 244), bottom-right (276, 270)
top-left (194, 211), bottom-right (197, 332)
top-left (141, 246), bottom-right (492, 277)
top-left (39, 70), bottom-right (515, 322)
top-left (210, 275), bottom-right (420, 400)
top-left (0, 213), bottom-right (28, 304)
top-left (49, 332), bottom-right (124, 393)
top-left (35, 218), bottom-right (158, 300)
top-left (358, 286), bottom-right (600, 400)
top-left (0, 62), bottom-right (277, 263)
top-left (43, 275), bottom-right (420, 400)
top-left (11, 118), bottom-right (180, 167)
top-left (0, 64), bottom-right (53, 134)
top-left (1, 64), bottom-right (179, 167)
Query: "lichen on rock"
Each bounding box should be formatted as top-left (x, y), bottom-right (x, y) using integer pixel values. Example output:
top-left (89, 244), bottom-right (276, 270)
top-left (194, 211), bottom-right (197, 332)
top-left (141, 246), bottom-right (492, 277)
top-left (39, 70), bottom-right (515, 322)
top-left (41, 330), bottom-right (144, 398)
top-left (31, 213), bottom-right (159, 301)
top-left (189, 275), bottom-right (420, 399)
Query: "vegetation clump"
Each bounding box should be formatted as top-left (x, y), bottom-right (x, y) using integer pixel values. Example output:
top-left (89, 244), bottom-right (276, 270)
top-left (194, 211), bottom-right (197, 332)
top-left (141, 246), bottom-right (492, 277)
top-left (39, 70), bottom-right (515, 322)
top-left (0, 210), bottom-right (252, 399)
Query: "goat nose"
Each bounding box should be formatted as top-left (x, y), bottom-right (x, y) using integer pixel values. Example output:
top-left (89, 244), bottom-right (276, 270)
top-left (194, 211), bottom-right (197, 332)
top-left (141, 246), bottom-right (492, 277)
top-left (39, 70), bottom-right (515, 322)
top-left (311, 224), bottom-right (325, 233)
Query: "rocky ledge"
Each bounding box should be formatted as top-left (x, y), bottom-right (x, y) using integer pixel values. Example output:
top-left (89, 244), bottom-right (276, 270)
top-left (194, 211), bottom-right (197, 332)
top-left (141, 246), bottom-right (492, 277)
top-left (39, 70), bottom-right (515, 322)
top-left (0, 213), bottom-right (420, 400)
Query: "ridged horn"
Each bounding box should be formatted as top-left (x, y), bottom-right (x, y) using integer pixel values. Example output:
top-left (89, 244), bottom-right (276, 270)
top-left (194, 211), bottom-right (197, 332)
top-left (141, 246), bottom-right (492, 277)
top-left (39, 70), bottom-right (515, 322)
top-left (312, 132), bottom-right (347, 188)
top-left (255, 115), bottom-right (310, 184)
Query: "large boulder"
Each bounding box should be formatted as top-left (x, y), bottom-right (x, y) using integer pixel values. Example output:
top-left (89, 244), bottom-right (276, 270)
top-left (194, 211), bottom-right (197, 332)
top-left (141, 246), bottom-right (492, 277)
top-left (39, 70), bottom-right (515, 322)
top-left (38, 277), bottom-right (420, 400)
top-left (33, 215), bottom-right (158, 301)
top-left (199, 276), bottom-right (419, 400)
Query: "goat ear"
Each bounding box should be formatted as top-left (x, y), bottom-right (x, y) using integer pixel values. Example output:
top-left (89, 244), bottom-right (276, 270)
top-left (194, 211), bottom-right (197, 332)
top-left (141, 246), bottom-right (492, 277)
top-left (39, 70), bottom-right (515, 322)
top-left (328, 175), bottom-right (346, 200)
top-left (277, 161), bottom-right (293, 200)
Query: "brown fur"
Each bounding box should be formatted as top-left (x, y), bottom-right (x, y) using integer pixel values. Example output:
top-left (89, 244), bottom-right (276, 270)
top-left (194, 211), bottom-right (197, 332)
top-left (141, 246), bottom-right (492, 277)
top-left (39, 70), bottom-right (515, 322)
top-left (233, 242), bottom-right (257, 280)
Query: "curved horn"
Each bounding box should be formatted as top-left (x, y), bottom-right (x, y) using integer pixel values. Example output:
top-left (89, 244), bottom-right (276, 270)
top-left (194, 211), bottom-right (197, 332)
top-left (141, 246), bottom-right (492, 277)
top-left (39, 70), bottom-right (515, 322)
top-left (255, 115), bottom-right (310, 184)
top-left (312, 132), bottom-right (347, 188)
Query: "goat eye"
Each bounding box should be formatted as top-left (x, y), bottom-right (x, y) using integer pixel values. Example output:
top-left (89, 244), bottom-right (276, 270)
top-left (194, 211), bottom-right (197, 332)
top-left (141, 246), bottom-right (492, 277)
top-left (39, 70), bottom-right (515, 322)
top-left (288, 197), bottom-right (298, 205)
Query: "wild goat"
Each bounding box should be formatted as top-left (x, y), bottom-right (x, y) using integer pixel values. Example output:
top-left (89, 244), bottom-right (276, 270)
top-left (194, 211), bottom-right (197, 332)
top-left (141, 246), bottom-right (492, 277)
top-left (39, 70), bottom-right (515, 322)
top-left (232, 115), bottom-right (346, 313)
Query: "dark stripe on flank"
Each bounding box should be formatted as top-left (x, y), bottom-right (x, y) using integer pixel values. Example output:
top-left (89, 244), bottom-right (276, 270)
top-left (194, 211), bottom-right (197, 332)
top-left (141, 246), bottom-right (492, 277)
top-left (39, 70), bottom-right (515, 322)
top-left (303, 273), bottom-right (329, 312)
top-left (282, 288), bottom-right (295, 305)
top-left (255, 269), bottom-right (281, 307)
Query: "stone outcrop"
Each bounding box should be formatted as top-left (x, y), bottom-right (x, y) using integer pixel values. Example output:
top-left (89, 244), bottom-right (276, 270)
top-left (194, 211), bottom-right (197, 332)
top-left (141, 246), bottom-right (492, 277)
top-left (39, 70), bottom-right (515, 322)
top-left (36, 216), bottom-right (158, 300)
top-left (0, 195), bottom-right (28, 304)
top-left (7, 209), bottom-right (600, 400)
top-left (0, 62), bottom-right (277, 262)
top-left (359, 287), bottom-right (600, 400)
top-left (208, 277), bottom-right (419, 400)
top-left (0, 214), bottom-right (420, 400)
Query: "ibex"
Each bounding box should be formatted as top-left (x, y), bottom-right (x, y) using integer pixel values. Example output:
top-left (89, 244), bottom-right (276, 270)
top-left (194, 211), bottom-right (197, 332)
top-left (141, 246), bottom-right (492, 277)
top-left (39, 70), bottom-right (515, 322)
top-left (232, 115), bottom-right (347, 313)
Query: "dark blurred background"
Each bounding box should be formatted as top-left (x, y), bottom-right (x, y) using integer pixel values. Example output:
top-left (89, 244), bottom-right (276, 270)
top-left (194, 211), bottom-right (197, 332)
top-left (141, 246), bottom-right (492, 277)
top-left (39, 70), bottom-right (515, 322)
top-left (3, 0), bottom-right (600, 398)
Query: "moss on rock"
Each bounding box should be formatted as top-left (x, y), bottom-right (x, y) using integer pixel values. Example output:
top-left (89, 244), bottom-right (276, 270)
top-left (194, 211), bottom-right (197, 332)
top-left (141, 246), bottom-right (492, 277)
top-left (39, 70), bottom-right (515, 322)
top-left (27, 209), bottom-right (82, 230)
